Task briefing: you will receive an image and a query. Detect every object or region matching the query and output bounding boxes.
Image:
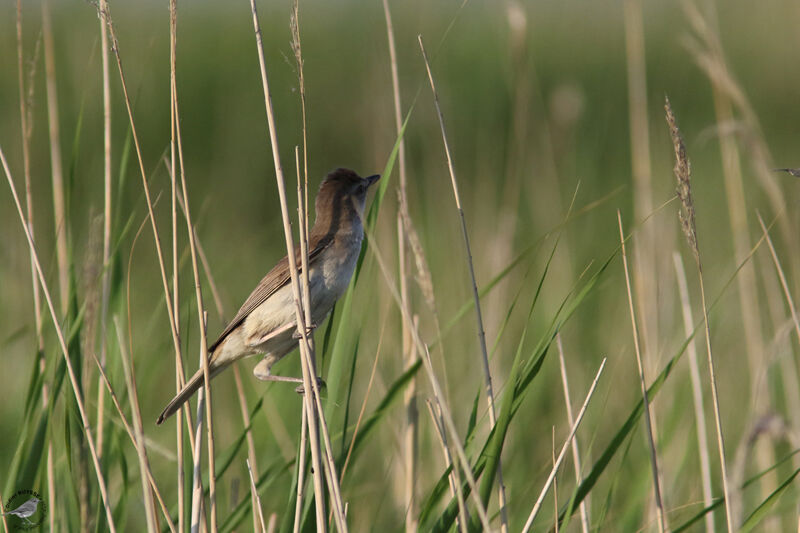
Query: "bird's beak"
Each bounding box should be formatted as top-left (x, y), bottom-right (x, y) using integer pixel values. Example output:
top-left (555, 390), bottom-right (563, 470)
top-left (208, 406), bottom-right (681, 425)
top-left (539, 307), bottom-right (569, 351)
top-left (365, 174), bottom-right (381, 187)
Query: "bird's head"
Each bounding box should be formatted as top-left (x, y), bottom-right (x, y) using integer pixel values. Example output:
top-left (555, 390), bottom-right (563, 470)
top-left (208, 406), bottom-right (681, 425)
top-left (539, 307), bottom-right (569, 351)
top-left (315, 168), bottom-right (380, 223)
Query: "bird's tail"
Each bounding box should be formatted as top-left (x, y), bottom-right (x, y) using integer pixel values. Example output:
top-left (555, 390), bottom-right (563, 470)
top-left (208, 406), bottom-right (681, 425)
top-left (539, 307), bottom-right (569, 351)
top-left (156, 364), bottom-right (224, 425)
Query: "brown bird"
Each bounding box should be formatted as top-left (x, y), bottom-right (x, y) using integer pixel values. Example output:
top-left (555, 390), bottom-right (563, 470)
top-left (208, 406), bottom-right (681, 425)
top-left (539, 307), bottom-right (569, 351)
top-left (157, 168), bottom-right (380, 425)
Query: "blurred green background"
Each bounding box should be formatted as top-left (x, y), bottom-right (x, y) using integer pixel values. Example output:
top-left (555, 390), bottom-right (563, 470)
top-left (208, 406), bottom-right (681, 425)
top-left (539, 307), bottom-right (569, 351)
top-left (2, 0), bottom-right (800, 530)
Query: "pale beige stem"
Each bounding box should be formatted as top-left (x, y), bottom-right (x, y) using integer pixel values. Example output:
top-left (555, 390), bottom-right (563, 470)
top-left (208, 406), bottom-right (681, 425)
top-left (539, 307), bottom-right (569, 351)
top-left (623, 0), bottom-right (659, 366)
top-left (425, 400), bottom-right (468, 533)
top-left (167, 2), bottom-right (187, 530)
top-left (362, 223), bottom-right (492, 531)
top-left (673, 253), bottom-right (715, 533)
top-left (95, 0), bottom-right (113, 470)
top-left (418, 35), bottom-right (508, 533)
top-left (41, 0), bottom-right (69, 317)
top-left (248, 1), bottom-right (348, 529)
top-left (96, 2), bottom-right (186, 436)
top-left (617, 211), bottom-right (667, 533)
top-left (16, 5), bottom-right (53, 531)
top-left (382, 3), bottom-right (418, 527)
top-left (521, 359), bottom-right (606, 533)
top-left (555, 335), bottom-right (590, 533)
top-left (114, 319), bottom-right (159, 533)
top-left (90, 324), bottom-right (176, 532)
top-left (294, 399), bottom-right (309, 533)
top-left (247, 459), bottom-right (269, 532)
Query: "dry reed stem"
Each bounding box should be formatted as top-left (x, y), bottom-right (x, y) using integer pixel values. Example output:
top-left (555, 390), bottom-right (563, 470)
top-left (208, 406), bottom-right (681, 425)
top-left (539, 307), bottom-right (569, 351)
top-left (167, 1), bottom-right (187, 529)
top-left (232, 365), bottom-right (262, 533)
top-left (15, 5), bottom-right (54, 531)
top-left (190, 385), bottom-right (206, 532)
top-left (756, 214), bottom-right (800, 361)
top-left (293, 400), bottom-right (309, 533)
top-left (114, 319), bottom-right (159, 533)
top-left (247, 459), bottom-right (269, 532)
top-left (95, 0), bottom-right (113, 473)
top-left (88, 324), bottom-right (176, 532)
top-left (665, 95), bottom-right (733, 532)
top-left (41, 0), bottom-right (69, 317)
top-left (555, 335), bottom-right (590, 533)
top-left (418, 35), bottom-right (508, 533)
top-left (381, 2), bottom-right (418, 525)
top-left (362, 223), bottom-right (493, 531)
top-left (617, 211), bottom-right (667, 533)
top-left (756, 214), bottom-right (800, 422)
top-left (170, 26), bottom-right (218, 532)
top-left (96, 2), bottom-right (187, 436)
top-left (673, 253), bottom-right (715, 533)
top-left (248, 1), bottom-right (348, 529)
top-left (290, 5), bottom-right (318, 520)
top-left (623, 0), bottom-right (660, 371)
top-left (521, 358), bottom-right (607, 533)
top-left (552, 427), bottom-right (558, 533)
top-left (425, 399), bottom-right (469, 533)
top-left (1, 147), bottom-right (117, 532)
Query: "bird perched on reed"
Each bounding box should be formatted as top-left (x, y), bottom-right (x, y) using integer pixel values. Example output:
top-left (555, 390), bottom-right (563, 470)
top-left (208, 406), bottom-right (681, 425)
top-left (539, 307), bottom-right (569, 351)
top-left (157, 168), bottom-right (380, 424)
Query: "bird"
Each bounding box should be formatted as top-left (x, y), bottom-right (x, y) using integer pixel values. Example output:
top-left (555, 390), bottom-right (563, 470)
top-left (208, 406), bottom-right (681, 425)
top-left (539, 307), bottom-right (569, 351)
top-left (2, 497), bottom-right (41, 525)
top-left (157, 168), bottom-right (380, 425)
top-left (774, 168), bottom-right (800, 177)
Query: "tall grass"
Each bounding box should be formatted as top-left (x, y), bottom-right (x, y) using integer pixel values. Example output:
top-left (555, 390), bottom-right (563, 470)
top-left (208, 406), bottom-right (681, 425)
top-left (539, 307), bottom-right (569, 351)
top-left (2, 0), bottom-right (800, 531)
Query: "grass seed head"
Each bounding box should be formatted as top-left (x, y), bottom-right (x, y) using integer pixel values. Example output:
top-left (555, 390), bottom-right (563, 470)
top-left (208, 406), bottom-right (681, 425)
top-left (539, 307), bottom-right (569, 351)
top-left (665, 95), bottom-right (699, 261)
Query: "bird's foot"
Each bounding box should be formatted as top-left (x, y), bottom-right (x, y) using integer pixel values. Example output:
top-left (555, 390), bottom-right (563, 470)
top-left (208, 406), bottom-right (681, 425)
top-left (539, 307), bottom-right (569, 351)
top-left (295, 377), bottom-right (326, 395)
top-left (293, 322), bottom-right (318, 339)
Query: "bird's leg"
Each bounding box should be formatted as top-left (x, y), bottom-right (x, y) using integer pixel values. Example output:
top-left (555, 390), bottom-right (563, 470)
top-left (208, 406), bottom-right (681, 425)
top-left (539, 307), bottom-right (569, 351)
top-left (253, 358), bottom-right (326, 392)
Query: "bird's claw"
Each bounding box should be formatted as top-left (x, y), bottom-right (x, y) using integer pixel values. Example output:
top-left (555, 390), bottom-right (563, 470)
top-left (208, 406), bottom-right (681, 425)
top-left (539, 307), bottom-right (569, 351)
top-left (293, 323), bottom-right (318, 339)
top-left (295, 377), bottom-right (326, 395)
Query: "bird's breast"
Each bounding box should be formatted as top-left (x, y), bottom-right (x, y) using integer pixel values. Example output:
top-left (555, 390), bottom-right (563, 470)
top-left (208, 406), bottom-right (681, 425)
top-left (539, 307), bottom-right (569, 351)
top-left (307, 230), bottom-right (362, 320)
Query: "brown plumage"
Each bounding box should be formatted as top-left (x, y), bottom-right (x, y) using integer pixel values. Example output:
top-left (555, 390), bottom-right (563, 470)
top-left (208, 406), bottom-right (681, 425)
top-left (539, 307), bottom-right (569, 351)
top-left (156, 168), bottom-right (380, 425)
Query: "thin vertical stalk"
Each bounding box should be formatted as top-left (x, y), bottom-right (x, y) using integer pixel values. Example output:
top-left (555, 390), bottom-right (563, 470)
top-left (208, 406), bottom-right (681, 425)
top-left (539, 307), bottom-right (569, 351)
top-left (362, 224), bottom-right (492, 531)
top-left (96, 1), bottom-right (187, 446)
top-left (90, 328), bottom-right (176, 532)
top-left (623, 0), bottom-right (659, 372)
top-left (16, 4), bottom-right (53, 531)
top-left (293, 399), bottom-right (309, 533)
top-left (248, 1), bottom-right (348, 529)
top-left (418, 35), bottom-right (508, 532)
top-left (555, 335), bottom-right (590, 533)
top-left (95, 0), bottom-right (113, 466)
top-left (382, 3), bottom-right (418, 528)
top-left (170, 25), bottom-right (217, 532)
top-left (425, 400), bottom-right (468, 533)
top-left (673, 253), bottom-right (715, 533)
top-left (617, 211), bottom-right (667, 533)
top-left (521, 359), bottom-right (607, 533)
top-left (114, 319), bottom-right (159, 533)
top-left (234, 365), bottom-right (262, 533)
top-left (41, 0), bottom-right (69, 317)
top-left (190, 387), bottom-right (206, 532)
top-left (167, 2), bottom-right (187, 530)
top-left (247, 459), bottom-right (269, 533)
top-left (2, 147), bottom-right (117, 533)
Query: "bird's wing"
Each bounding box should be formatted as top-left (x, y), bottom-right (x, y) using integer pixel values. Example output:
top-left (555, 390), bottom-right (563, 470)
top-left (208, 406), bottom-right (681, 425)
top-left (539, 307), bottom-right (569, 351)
top-left (208, 235), bottom-right (333, 353)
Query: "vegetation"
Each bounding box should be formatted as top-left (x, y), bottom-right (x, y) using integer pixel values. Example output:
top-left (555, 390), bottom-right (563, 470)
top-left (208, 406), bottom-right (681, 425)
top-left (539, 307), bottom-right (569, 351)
top-left (1, 0), bottom-right (799, 531)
